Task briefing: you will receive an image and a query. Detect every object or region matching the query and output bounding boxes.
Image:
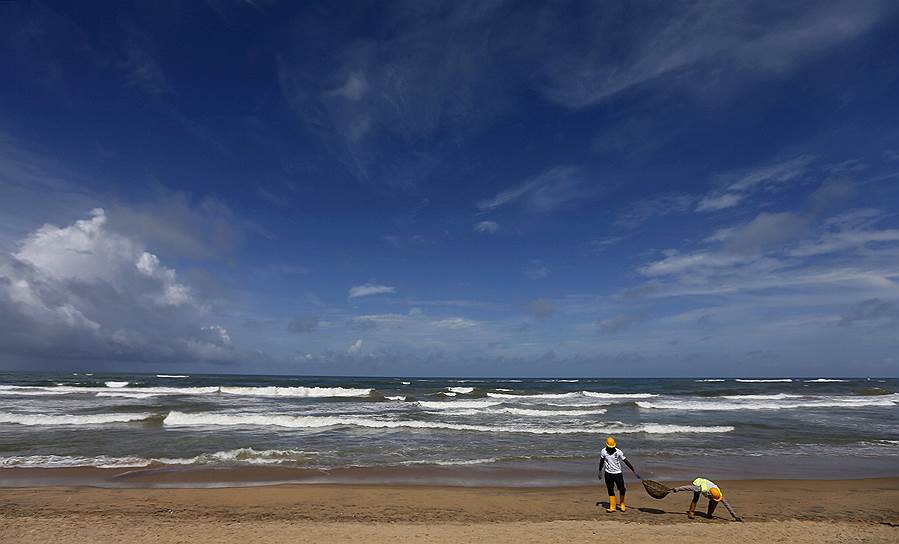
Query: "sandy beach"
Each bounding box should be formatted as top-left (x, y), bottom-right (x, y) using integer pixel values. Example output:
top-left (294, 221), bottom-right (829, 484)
top-left (2, 478), bottom-right (897, 543)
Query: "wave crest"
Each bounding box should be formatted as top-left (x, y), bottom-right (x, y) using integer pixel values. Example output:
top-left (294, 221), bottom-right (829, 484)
top-left (0, 412), bottom-right (156, 426)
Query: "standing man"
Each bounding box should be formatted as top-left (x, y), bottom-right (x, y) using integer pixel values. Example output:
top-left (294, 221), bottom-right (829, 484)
top-left (598, 436), bottom-right (640, 512)
top-left (671, 477), bottom-right (742, 521)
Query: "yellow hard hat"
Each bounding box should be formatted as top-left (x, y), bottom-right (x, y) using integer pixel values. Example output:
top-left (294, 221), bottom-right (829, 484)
top-left (605, 436), bottom-right (616, 448)
top-left (709, 487), bottom-right (723, 502)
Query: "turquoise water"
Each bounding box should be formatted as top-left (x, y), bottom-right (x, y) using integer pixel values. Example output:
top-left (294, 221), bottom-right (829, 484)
top-left (1, 373), bottom-right (897, 485)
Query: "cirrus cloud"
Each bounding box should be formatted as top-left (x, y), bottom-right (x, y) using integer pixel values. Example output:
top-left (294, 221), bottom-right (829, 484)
top-left (348, 283), bottom-right (396, 299)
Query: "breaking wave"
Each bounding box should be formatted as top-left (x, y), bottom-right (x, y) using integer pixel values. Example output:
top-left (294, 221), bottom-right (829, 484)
top-left (491, 407), bottom-right (607, 417)
top-left (0, 385), bottom-right (372, 398)
top-left (0, 412), bottom-right (156, 426)
top-left (418, 400), bottom-right (503, 410)
top-left (720, 394), bottom-right (802, 400)
top-left (95, 392), bottom-right (161, 399)
top-left (486, 391), bottom-right (657, 400)
top-left (217, 386), bottom-right (373, 398)
top-left (0, 448), bottom-right (320, 468)
top-left (163, 411), bottom-right (732, 434)
top-left (636, 395), bottom-right (899, 411)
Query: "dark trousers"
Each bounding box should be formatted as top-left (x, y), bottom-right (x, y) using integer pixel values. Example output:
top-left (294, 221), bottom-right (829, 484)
top-left (692, 491), bottom-right (718, 516)
top-left (605, 472), bottom-right (625, 496)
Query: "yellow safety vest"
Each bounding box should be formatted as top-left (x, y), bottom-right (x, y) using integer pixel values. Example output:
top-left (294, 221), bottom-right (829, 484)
top-left (692, 477), bottom-right (718, 496)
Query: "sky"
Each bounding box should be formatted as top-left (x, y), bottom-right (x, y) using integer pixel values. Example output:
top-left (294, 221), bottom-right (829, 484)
top-left (1, 1), bottom-right (898, 377)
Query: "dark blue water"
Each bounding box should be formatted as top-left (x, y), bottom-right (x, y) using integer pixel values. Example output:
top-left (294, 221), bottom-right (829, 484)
top-left (1, 372), bottom-right (897, 485)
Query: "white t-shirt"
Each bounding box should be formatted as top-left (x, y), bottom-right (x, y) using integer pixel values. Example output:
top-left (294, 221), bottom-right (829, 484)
top-left (601, 448), bottom-right (626, 474)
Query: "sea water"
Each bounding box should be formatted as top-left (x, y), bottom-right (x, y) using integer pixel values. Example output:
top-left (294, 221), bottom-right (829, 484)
top-left (0, 372), bottom-right (896, 486)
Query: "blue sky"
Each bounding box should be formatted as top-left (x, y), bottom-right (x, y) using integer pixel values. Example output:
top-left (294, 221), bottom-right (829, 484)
top-left (1, 0), bottom-right (898, 376)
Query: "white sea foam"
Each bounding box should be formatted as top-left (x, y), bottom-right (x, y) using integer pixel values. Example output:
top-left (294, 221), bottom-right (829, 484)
top-left (218, 386), bottom-right (373, 398)
top-left (582, 391), bottom-right (658, 399)
top-left (156, 374), bottom-right (189, 378)
top-left (0, 388), bottom-right (74, 396)
top-left (735, 379), bottom-right (793, 383)
top-left (638, 424), bottom-right (734, 433)
top-left (487, 392), bottom-right (581, 399)
top-left (493, 407), bottom-right (607, 417)
top-left (95, 392), bottom-right (161, 399)
top-left (804, 378), bottom-right (847, 383)
top-left (0, 412), bottom-right (155, 426)
top-left (0, 385), bottom-right (371, 398)
top-left (163, 411), bottom-right (733, 435)
top-left (390, 457), bottom-right (506, 467)
top-left (401, 381), bottom-right (411, 385)
top-left (404, 458), bottom-right (500, 466)
top-left (487, 391), bottom-right (657, 400)
top-left (385, 396), bottom-right (407, 401)
top-left (418, 400), bottom-right (503, 410)
top-left (447, 387), bottom-right (474, 394)
top-left (721, 394), bottom-right (802, 400)
top-left (637, 395), bottom-right (899, 411)
top-left (0, 448), bottom-right (320, 468)
top-left (104, 381), bottom-right (130, 388)
top-left (543, 400), bottom-right (615, 407)
top-left (695, 379), bottom-right (726, 382)
top-left (0, 454), bottom-right (152, 468)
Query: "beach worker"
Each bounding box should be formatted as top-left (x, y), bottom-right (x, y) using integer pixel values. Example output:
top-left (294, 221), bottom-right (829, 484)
top-left (598, 436), bottom-right (640, 513)
top-left (671, 477), bottom-right (742, 521)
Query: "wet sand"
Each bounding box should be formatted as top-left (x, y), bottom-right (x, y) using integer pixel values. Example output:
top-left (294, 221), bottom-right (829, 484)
top-left (2, 478), bottom-right (897, 543)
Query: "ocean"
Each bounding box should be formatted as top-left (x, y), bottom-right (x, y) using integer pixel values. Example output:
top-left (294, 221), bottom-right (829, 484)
top-left (1, 372), bottom-right (897, 487)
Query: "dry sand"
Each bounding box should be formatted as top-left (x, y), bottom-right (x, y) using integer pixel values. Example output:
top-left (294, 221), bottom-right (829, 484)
top-left (1, 478), bottom-right (897, 543)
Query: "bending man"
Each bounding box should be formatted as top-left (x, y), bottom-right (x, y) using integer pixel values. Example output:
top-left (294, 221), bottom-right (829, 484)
top-left (671, 477), bottom-right (742, 521)
top-left (598, 436), bottom-right (640, 512)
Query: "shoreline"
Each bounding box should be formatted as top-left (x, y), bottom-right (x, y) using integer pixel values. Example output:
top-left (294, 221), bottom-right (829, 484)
top-left (2, 478), bottom-right (897, 543)
top-left (3, 455), bottom-right (899, 489)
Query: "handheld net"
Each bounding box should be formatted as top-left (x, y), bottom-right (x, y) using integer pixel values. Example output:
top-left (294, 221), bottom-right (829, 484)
top-left (642, 479), bottom-right (671, 499)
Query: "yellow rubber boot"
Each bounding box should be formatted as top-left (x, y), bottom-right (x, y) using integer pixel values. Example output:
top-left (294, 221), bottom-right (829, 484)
top-left (619, 497), bottom-right (627, 512)
top-left (687, 500), bottom-right (697, 519)
top-left (607, 496), bottom-right (616, 513)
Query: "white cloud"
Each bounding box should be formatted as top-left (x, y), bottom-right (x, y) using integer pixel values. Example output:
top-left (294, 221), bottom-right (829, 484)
top-left (202, 325), bottom-right (232, 346)
top-left (431, 317), bottom-right (479, 330)
top-left (476, 166), bottom-right (594, 213)
top-left (348, 339), bottom-right (363, 354)
top-left (639, 251), bottom-right (750, 277)
top-left (597, 312), bottom-right (648, 334)
top-left (722, 212), bottom-right (811, 254)
top-left (474, 220), bottom-right (500, 234)
top-left (349, 313), bottom-right (407, 330)
top-left (0, 209), bottom-right (234, 364)
top-left (697, 155), bottom-right (816, 211)
top-left (695, 192), bottom-right (745, 212)
top-left (105, 190), bottom-right (243, 261)
top-left (525, 261), bottom-right (550, 279)
top-left (328, 71), bottom-right (369, 101)
top-left (348, 283), bottom-right (396, 299)
top-left (538, 2), bottom-right (889, 108)
top-left (790, 229), bottom-right (899, 257)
